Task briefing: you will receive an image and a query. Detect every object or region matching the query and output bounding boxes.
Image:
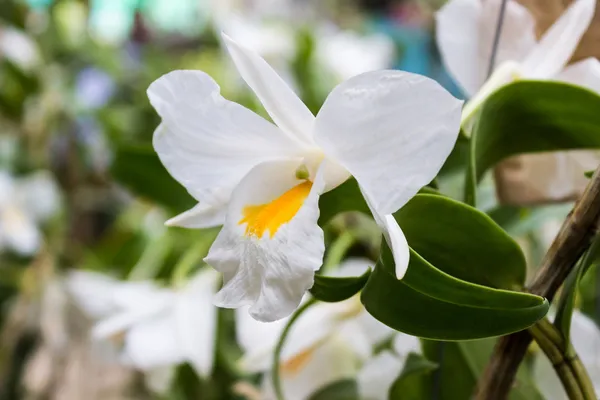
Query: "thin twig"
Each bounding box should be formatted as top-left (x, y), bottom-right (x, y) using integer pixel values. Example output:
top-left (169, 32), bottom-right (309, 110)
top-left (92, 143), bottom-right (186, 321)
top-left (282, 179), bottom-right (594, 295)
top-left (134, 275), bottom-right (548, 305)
top-left (475, 164), bottom-right (600, 400)
top-left (487, 0), bottom-right (509, 78)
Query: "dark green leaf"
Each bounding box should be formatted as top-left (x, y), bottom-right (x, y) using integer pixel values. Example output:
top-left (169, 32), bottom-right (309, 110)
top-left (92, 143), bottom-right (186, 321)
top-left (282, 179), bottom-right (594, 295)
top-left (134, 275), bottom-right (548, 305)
top-left (396, 194), bottom-right (526, 289)
top-left (420, 339), bottom-right (544, 400)
top-left (585, 170), bottom-right (594, 178)
top-left (310, 269), bottom-right (371, 302)
top-left (388, 353), bottom-right (437, 400)
top-left (466, 81), bottom-right (600, 204)
top-left (361, 243), bottom-right (549, 340)
top-left (308, 379), bottom-right (359, 400)
top-left (111, 145), bottom-right (195, 213)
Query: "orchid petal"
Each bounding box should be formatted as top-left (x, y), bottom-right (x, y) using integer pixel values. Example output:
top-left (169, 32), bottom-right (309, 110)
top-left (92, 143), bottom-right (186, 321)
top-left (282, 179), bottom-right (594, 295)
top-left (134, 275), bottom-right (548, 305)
top-left (357, 351), bottom-right (405, 400)
top-left (166, 202), bottom-right (227, 229)
top-left (122, 314), bottom-right (185, 370)
top-left (205, 159), bottom-right (325, 322)
top-left (314, 70), bottom-right (462, 216)
top-left (148, 72), bottom-right (301, 220)
top-left (2, 211), bottom-right (40, 256)
top-left (16, 171), bottom-right (60, 222)
top-left (435, 0), bottom-right (484, 96)
top-left (221, 33), bottom-right (315, 146)
top-left (175, 269), bottom-right (219, 377)
top-left (521, 0), bottom-right (596, 79)
top-left (262, 335), bottom-right (359, 400)
top-left (556, 57), bottom-right (600, 93)
top-left (66, 271), bottom-right (121, 318)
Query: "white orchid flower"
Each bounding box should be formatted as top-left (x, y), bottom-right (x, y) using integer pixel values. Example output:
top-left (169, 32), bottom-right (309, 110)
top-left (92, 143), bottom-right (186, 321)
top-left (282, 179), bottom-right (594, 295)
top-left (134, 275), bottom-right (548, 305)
top-left (534, 310), bottom-right (600, 399)
top-left (0, 171), bottom-right (59, 255)
top-left (316, 28), bottom-right (396, 82)
top-left (235, 259), bottom-right (420, 400)
top-left (148, 34), bottom-right (463, 322)
top-left (436, 0), bottom-right (598, 127)
top-left (66, 268), bottom-right (219, 380)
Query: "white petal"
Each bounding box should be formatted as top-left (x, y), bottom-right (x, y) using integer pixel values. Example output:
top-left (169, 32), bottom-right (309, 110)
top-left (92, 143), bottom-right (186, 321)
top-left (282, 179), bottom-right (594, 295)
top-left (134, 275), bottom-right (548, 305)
top-left (16, 171), bottom-right (60, 222)
top-left (357, 351), bottom-right (405, 400)
top-left (144, 366), bottom-right (176, 394)
top-left (393, 333), bottom-right (421, 356)
top-left (148, 72), bottom-right (301, 206)
top-left (435, 0), bottom-right (483, 96)
top-left (65, 271), bottom-right (121, 318)
top-left (262, 334), bottom-right (360, 400)
top-left (221, 33), bottom-right (315, 146)
top-left (521, 0), bottom-right (596, 79)
top-left (556, 58), bottom-right (600, 93)
top-left (2, 212), bottom-right (40, 255)
top-left (175, 269), bottom-right (219, 377)
top-left (355, 310), bottom-right (395, 347)
top-left (360, 189), bottom-right (410, 279)
top-left (205, 159), bottom-right (326, 322)
top-left (123, 313), bottom-right (185, 370)
top-left (0, 171), bottom-right (15, 206)
top-left (314, 70), bottom-right (462, 216)
top-left (165, 202), bottom-right (227, 228)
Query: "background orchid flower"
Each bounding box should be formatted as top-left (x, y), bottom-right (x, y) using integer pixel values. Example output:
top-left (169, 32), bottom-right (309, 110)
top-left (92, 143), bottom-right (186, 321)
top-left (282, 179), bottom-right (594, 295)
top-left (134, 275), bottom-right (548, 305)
top-left (66, 268), bottom-right (219, 381)
top-left (533, 310), bottom-right (600, 399)
top-left (148, 33), bottom-right (462, 322)
top-left (235, 259), bottom-right (420, 400)
top-left (436, 0), bottom-right (598, 126)
top-left (315, 28), bottom-right (396, 82)
top-left (0, 171), bottom-right (59, 256)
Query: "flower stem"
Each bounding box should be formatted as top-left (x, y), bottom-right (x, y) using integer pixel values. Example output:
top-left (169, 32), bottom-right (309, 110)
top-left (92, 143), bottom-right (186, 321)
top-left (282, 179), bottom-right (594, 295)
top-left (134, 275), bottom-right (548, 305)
top-left (529, 318), bottom-right (596, 400)
top-left (272, 298), bottom-right (317, 400)
top-left (321, 231), bottom-right (354, 274)
top-left (171, 232), bottom-right (216, 287)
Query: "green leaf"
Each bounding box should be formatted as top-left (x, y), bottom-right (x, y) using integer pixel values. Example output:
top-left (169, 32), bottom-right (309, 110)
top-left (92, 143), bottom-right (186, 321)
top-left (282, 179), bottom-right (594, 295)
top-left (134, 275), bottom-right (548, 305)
top-left (388, 353), bottom-right (438, 400)
top-left (361, 243), bottom-right (549, 340)
top-left (308, 379), bottom-right (359, 400)
top-left (585, 170), bottom-right (594, 178)
top-left (554, 235), bottom-right (600, 343)
top-left (396, 194), bottom-right (526, 289)
top-left (111, 145), bottom-right (195, 213)
top-left (466, 81), bottom-right (600, 204)
top-left (310, 269), bottom-right (371, 302)
top-left (420, 339), bottom-right (544, 400)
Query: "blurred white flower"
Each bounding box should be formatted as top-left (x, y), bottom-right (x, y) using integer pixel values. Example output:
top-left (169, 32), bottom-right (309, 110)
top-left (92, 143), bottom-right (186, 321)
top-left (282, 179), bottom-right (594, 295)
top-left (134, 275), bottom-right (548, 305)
top-left (0, 27), bottom-right (41, 70)
top-left (235, 259), bottom-right (420, 400)
top-left (534, 310), bottom-right (600, 399)
top-left (0, 171), bottom-right (59, 255)
top-left (66, 268), bottom-right (219, 382)
top-left (316, 29), bottom-right (396, 81)
top-left (436, 0), bottom-right (598, 124)
top-left (148, 33), bottom-right (462, 322)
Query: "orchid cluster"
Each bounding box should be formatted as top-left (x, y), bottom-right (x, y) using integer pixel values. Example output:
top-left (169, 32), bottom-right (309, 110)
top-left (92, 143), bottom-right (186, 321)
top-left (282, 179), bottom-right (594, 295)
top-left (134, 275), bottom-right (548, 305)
top-left (56, 0), bottom-right (600, 398)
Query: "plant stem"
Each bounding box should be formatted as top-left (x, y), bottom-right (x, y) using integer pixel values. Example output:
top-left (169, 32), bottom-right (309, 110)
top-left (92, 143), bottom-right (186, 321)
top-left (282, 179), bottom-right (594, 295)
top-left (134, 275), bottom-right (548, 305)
top-left (272, 298), bottom-right (317, 400)
top-left (475, 164), bottom-right (600, 399)
top-left (529, 319), bottom-right (596, 400)
top-left (321, 231), bottom-right (354, 273)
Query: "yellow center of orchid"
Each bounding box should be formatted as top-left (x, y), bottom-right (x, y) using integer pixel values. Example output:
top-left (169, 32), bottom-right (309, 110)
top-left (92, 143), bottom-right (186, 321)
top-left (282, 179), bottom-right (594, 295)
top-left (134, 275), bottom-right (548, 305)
top-left (239, 180), bottom-right (313, 238)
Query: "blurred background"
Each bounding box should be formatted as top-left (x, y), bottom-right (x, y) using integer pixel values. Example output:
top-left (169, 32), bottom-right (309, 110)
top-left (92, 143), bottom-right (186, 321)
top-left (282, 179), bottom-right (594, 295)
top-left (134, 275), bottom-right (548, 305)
top-left (0, 0), bottom-right (596, 399)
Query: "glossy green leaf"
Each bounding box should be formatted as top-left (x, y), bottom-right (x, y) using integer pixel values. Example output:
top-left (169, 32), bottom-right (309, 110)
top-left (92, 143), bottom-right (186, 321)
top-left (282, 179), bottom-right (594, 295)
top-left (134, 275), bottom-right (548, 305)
top-left (111, 145), bottom-right (195, 213)
top-left (396, 194), bottom-right (526, 289)
top-left (361, 243), bottom-right (549, 340)
top-left (466, 81), bottom-right (600, 204)
top-left (388, 353), bottom-right (437, 400)
top-left (420, 339), bottom-right (544, 400)
top-left (308, 379), bottom-right (359, 400)
top-left (310, 269), bottom-right (371, 303)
